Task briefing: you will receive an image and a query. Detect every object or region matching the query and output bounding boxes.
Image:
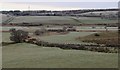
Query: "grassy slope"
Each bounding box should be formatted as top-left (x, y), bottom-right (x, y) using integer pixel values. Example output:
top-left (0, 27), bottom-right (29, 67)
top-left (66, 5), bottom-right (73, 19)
top-left (3, 43), bottom-right (118, 68)
top-left (39, 32), bottom-right (96, 44)
top-left (2, 31), bottom-right (118, 68)
top-left (72, 17), bottom-right (117, 24)
top-left (2, 32), bottom-right (12, 42)
top-left (10, 16), bottom-right (80, 24)
top-left (0, 47), bottom-right (1, 69)
top-left (5, 16), bottom-right (117, 25)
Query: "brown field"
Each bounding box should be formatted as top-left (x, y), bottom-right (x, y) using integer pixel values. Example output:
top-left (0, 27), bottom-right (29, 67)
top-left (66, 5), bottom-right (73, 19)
top-left (78, 31), bottom-right (118, 46)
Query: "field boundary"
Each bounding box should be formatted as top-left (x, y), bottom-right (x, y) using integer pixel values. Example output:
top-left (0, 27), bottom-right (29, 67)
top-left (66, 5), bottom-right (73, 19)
top-left (22, 37), bottom-right (118, 53)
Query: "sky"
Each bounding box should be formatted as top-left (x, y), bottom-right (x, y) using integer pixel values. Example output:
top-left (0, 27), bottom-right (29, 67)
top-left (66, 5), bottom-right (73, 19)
top-left (0, 0), bottom-right (119, 11)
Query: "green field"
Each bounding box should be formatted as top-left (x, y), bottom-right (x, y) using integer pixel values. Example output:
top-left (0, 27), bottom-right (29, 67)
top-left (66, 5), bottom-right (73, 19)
top-left (2, 30), bottom-right (118, 68)
top-left (2, 32), bottom-right (12, 42)
top-left (3, 43), bottom-right (118, 68)
top-left (71, 17), bottom-right (117, 24)
top-left (1, 14), bottom-right (14, 24)
top-left (10, 16), bottom-right (117, 24)
top-left (2, 32), bottom-right (96, 44)
top-left (39, 32), bottom-right (96, 44)
top-left (1, 14), bottom-right (117, 25)
top-left (10, 16), bottom-right (80, 24)
top-left (0, 47), bottom-right (1, 69)
top-left (1, 14), bottom-right (118, 68)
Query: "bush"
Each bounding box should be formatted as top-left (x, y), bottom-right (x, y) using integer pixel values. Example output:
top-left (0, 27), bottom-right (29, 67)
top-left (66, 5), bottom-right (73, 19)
top-left (10, 29), bottom-right (29, 43)
top-left (94, 33), bottom-right (100, 37)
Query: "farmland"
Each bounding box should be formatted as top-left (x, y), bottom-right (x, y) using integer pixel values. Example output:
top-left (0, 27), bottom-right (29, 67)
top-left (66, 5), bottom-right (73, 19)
top-left (1, 10), bottom-right (119, 68)
top-left (1, 14), bottom-right (117, 25)
top-left (39, 32), bottom-right (96, 44)
top-left (72, 17), bottom-right (117, 24)
top-left (10, 16), bottom-right (80, 25)
top-left (2, 32), bottom-right (12, 42)
top-left (0, 14), bottom-right (14, 24)
top-left (2, 31), bottom-right (118, 68)
top-left (10, 16), bottom-right (117, 25)
top-left (78, 31), bottom-right (118, 45)
top-left (2, 43), bottom-right (118, 68)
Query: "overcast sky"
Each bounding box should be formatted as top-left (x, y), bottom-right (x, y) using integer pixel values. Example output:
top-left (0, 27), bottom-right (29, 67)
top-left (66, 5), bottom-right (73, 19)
top-left (0, 0), bottom-right (119, 11)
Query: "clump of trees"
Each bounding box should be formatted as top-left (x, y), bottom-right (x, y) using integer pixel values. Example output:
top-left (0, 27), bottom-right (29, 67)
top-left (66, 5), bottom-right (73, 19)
top-left (9, 28), bottom-right (29, 43)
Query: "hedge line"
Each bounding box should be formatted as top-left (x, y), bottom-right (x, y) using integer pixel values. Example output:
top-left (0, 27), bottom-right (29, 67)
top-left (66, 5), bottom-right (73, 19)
top-left (24, 38), bottom-right (118, 53)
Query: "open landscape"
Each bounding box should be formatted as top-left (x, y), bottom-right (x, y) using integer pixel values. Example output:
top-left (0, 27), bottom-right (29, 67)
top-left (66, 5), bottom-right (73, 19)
top-left (2, 33), bottom-right (118, 68)
top-left (0, 2), bottom-right (119, 68)
top-left (3, 43), bottom-right (118, 68)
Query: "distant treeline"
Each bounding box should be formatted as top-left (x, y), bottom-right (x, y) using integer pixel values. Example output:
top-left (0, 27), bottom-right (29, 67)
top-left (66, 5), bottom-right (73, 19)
top-left (0, 8), bottom-right (118, 16)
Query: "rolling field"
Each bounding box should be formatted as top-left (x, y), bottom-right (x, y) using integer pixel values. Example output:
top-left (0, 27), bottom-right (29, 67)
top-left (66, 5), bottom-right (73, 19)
top-left (1, 14), bottom-right (9, 23)
top-left (3, 43), bottom-right (118, 68)
top-left (78, 31), bottom-right (118, 45)
top-left (80, 11), bottom-right (118, 16)
top-left (0, 47), bottom-right (1, 69)
top-left (1, 13), bottom-right (118, 68)
top-left (2, 32), bottom-right (96, 44)
top-left (2, 32), bottom-right (12, 42)
top-left (1, 14), bottom-right (117, 25)
top-left (2, 30), bottom-right (118, 68)
top-left (39, 32), bottom-right (97, 44)
top-left (1, 14), bottom-right (14, 24)
top-left (10, 16), bottom-right (117, 24)
top-left (10, 16), bottom-right (80, 25)
top-left (71, 17), bottom-right (117, 24)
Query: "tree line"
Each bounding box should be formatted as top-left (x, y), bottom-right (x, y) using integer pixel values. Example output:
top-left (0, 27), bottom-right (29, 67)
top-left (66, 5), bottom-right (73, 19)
top-left (1, 8), bottom-right (118, 16)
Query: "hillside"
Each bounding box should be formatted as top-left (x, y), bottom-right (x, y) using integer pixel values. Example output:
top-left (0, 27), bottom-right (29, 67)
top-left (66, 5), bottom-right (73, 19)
top-left (78, 31), bottom-right (118, 45)
top-left (3, 43), bottom-right (118, 68)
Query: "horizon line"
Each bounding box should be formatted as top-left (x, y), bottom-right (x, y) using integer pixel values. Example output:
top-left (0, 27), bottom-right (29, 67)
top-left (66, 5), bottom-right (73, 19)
top-left (0, 7), bottom-right (118, 11)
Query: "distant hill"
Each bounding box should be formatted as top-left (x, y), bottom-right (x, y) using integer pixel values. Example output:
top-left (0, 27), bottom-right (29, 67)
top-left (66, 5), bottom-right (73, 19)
top-left (0, 8), bottom-right (118, 16)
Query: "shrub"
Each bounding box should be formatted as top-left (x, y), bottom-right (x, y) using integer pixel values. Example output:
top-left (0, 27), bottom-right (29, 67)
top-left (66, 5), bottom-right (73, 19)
top-left (10, 29), bottom-right (29, 43)
top-left (94, 33), bottom-right (100, 37)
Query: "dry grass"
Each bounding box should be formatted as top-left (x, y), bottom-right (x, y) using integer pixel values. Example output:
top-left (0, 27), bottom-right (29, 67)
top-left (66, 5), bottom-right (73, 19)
top-left (78, 31), bottom-right (118, 45)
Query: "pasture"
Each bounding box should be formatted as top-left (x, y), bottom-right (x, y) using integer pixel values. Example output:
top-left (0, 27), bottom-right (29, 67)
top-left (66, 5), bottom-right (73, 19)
top-left (1, 12), bottom-right (118, 68)
top-left (2, 32), bottom-right (12, 42)
top-left (2, 32), bottom-right (118, 68)
top-left (12, 16), bottom-right (117, 24)
top-left (39, 32), bottom-right (97, 44)
top-left (2, 43), bottom-right (118, 68)
top-left (71, 17), bottom-right (117, 24)
top-left (1, 15), bottom-right (117, 25)
top-left (1, 14), bottom-right (14, 24)
top-left (10, 16), bottom-right (80, 25)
